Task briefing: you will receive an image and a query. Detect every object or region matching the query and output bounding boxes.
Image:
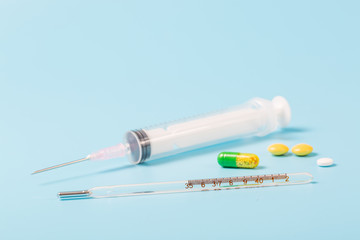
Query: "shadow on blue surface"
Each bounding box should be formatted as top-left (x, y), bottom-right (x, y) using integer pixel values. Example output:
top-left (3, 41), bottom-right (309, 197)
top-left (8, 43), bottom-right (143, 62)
top-left (268, 152), bottom-right (293, 158)
top-left (319, 163), bottom-right (337, 168)
top-left (40, 164), bottom-right (136, 185)
top-left (296, 152), bottom-right (318, 157)
top-left (41, 127), bottom-right (308, 185)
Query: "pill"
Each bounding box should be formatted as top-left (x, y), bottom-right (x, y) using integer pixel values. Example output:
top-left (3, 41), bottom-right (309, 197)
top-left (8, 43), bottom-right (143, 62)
top-left (291, 143), bottom-right (313, 156)
top-left (267, 143), bottom-right (289, 156)
top-left (217, 152), bottom-right (259, 168)
top-left (317, 158), bottom-right (334, 167)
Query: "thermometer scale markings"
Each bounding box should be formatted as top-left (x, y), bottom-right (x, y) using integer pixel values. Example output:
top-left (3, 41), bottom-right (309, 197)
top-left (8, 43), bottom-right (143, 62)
top-left (58, 172), bottom-right (312, 200)
top-left (187, 173), bottom-right (288, 188)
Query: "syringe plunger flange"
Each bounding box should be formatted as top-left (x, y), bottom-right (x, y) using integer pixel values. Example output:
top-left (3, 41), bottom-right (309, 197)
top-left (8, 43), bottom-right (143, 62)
top-left (126, 129), bottom-right (151, 164)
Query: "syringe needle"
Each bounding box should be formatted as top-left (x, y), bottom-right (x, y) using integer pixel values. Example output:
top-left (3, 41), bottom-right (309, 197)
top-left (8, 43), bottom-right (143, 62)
top-left (31, 157), bottom-right (90, 175)
top-left (31, 143), bottom-right (128, 175)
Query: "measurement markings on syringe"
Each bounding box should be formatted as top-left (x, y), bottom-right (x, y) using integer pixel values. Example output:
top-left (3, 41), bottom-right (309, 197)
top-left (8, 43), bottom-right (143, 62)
top-left (184, 174), bottom-right (288, 189)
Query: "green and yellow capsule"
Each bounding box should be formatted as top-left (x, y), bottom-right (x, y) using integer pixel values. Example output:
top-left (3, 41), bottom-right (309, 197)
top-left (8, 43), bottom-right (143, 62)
top-left (217, 152), bottom-right (259, 168)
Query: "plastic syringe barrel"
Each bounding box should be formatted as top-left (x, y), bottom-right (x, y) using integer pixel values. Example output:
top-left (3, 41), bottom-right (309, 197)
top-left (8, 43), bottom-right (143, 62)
top-left (124, 96), bottom-right (291, 164)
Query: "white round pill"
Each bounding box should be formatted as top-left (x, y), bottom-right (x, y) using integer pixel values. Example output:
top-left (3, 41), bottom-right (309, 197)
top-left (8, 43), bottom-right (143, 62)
top-left (317, 158), bottom-right (334, 167)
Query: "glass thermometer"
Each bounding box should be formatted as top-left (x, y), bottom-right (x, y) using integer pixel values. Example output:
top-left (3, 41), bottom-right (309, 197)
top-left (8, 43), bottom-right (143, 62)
top-left (58, 172), bottom-right (313, 200)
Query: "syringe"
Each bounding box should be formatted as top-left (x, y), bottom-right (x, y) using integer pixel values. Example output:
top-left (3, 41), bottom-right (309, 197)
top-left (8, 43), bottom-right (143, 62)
top-left (32, 96), bottom-right (291, 174)
top-left (58, 172), bottom-right (312, 200)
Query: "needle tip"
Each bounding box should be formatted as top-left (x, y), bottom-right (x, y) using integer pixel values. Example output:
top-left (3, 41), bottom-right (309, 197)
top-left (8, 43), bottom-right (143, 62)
top-left (31, 157), bottom-right (90, 175)
top-left (31, 170), bottom-right (42, 175)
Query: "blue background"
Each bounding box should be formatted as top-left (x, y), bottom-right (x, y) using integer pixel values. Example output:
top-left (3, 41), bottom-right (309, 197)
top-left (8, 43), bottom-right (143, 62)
top-left (1, 1), bottom-right (359, 239)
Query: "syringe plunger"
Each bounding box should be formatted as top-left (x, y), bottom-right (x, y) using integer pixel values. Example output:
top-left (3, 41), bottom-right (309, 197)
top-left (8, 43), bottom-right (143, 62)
top-left (32, 96), bottom-right (291, 174)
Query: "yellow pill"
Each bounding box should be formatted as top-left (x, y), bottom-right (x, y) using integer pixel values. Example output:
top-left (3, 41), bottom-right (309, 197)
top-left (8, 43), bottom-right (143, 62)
top-left (291, 143), bottom-right (313, 156)
top-left (267, 143), bottom-right (289, 156)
